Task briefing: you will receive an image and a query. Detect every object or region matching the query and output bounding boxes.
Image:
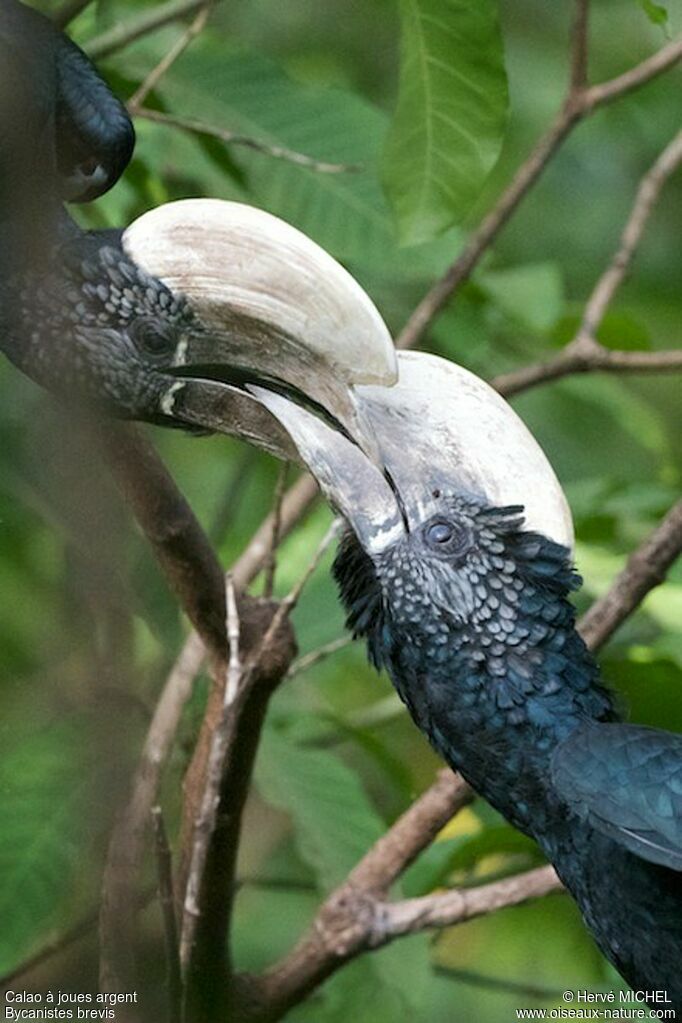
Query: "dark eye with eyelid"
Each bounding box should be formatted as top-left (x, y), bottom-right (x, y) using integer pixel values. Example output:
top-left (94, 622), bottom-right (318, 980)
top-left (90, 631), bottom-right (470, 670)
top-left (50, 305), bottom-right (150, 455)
top-left (423, 518), bottom-right (471, 557)
top-left (131, 318), bottom-right (175, 357)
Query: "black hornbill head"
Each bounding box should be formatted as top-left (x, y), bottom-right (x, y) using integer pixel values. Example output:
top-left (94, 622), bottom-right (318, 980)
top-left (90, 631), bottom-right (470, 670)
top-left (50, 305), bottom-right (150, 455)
top-left (0, 4), bottom-right (394, 456)
top-left (3, 199), bottom-right (397, 463)
top-left (252, 346), bottom-right (575, 657)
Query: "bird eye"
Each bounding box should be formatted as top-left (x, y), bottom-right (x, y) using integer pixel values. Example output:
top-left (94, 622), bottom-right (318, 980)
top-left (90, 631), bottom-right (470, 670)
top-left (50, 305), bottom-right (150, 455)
top-left (424, 518), bottom-right (470, 556)
top-left (131, 319), bottom-right (174, 357)
top-left (428, 522), bottom-right (453, 544)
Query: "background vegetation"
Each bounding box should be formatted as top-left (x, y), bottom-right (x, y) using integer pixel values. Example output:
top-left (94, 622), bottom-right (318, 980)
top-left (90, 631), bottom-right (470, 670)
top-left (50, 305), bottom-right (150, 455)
top-left (0, 1), bottom-right (680, 1020)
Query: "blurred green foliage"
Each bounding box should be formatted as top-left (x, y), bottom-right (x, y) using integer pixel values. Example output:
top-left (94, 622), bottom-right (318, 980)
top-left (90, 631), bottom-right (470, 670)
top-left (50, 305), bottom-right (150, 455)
top-left (1, 1), bottom-right (680, 1019)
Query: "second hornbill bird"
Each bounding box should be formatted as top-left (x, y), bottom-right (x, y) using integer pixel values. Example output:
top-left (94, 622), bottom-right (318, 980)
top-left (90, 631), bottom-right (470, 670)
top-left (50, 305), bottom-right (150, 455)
top-left (0, 0), bottom-right (396, 455)
top-left (257, 357), bottom-right (682, 1011)
top-left (2, 0), bottom-right (680, 1011)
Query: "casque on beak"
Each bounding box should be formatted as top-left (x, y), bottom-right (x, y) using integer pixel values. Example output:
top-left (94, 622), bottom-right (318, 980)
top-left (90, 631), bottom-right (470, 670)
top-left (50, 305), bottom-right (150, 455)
top-left (122, 199), bottom-right (397, 462)
top-left (254, 351), bottom-right (574, 554)
top-left (123, 198), bottom-right (571, 554)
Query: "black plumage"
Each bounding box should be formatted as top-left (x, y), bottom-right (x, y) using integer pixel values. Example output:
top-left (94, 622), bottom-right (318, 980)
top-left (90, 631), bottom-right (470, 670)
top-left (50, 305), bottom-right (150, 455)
top-left (334, 494), bottom-right (682, 1009)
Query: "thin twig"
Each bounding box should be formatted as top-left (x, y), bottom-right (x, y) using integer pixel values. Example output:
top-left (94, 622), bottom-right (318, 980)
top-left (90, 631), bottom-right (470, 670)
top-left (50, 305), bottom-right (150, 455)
top-left (225, 577), bottom-right (242, 706)
top-left (581, 128), bottom-right (682, 337)
top-left (0, 890), bottom-right (156, 994)
top-left (151, 807), bottom-right (183, 1023)
top-left (180, 578), bottom-right (241, 974)
top-left (86, 0), bottom-right (220, 60)
top-left (263, 463), bottom-right (289, 599)
top-left (376, 866), bottom-right (562, 942)
top-left (493, 344), bottom-right (682, 398)
top-left (579, 500), bottom-right (682, 650)
top-left (286, 636), bottom-right (354, 679)
top-left (395, 37), bottom-right (682, 351)
top-left (433, 963), bottom-right (565, 1001)
top-left (279, 518), bottom-right (341, 615)
top-left (128, 2), bottom-right (214, 113)
top-left (209, 450), bottom-right (254, 545)
top-left (494, 128), bottom-right (682, 398)
top-left (233, 475), bottom-right (320, 590)
top-left (569, 1), bottom-right (591, 93)
top-left (581, 37), bottom-right (682, 110)
top-left (133, 108), bottom-right (361, 174)
top-left (52, 0), bottom-right (95, 29)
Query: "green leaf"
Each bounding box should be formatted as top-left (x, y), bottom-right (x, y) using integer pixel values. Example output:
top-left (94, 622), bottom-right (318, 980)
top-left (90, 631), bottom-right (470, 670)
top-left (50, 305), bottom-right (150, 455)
top-left (381, 0), bottom-right (508, 244)
top-left (481, 262), bottom-right (564, 333)
top-left (0, 722), bottom-right (93, 971)
top-left (596, 310), bottom-right (652, 352)
top-left (255, 727), bottom-right (385, 888)
top-left (120, 44), bottom-right (395, 266)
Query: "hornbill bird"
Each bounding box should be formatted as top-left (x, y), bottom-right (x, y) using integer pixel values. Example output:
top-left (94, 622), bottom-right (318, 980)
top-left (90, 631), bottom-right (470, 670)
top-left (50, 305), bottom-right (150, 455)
top-left (256, 356), bottom-right (682, 1011)
top-left (2, 1), bottom-right (680, 1011)
top-left (0, 1), bottom-right (397, 458)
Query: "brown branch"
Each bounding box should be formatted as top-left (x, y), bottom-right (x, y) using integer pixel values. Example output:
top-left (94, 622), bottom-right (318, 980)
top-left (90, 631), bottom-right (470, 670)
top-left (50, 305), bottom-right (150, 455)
top-left (375, 866), bottom-right (561, 942)
top-left (180, 580), bottom-right (242, 976)
top-left (580, 37), bottom-right (682, 110)
top-left (433, 963), bottom-right (565, 1001)
top-left (233, 475), bottom-right (320, 590)
top-left (263, 463), bottom-right (289, 599)
top-left (133, 108), bottom-right (361, 174)
top-left (86, 0), bottom-right (221, 60)
top-left (581, 128), bottom-right (682, 336)
top-left (569, 1), bottom-right (590, 93)
top-left (98, 630), bottom-right (202, 1001)
top-left (579, 499), bottom-right (682, 650)
top-left (493, 342), bottom-right (682, 398)
top-left (151, 807), bottom-right (183, 1023)
top-left (285, 636), bottom-right (354, 679)
top-left (395, 36), bottom-right (682, 351)
top-left (96, 425), bottom-right (296, 1010)
top-left (96, 424), bottom-right (228, 1009)
top-left (99, 423), bottom-right (227, 658)
top-left (181, 528), bottom-right (336, 1020)
top-left (493, 128), bottom-right (682, 398)
top-left (127, 1), bottom-right (214, 114)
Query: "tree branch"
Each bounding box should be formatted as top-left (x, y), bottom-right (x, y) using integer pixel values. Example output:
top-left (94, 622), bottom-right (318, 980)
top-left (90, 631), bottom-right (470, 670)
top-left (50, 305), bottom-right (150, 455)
top-left (493, 127), bottom-right (682, 398)
top-left (375, 865), bottom-right (561, 943)
top-left (579, 499), bottom-right (682, 651)
top-left (180, 580), bottom-right (241, 977)
top-left (181, 525), bottom-right (337, 1021)
top-left (98, 423), bottom-right (227, 658)
top-left (569, 1), bottom-right (590, 93)
top-left (86, 0), bottom-right (222, 60)
top-left (97, 425), bottom-right (296, 1008)
top-left (395, 35), bottom-right (682, 351)
top-left (262, 463), bottom-right (289, 599)
top-left (493, 343), bottom-right (682, 398)
top-left (151, 807), bottom-right (183, 1023)
top-left (581, 128), bottom-right (682, 337)
top-left (581, 37), bottom-right (682, 110)
top-left (127, 1), bottom-right (214, 114)
top-left (133, 108), bottom-right (360, 174)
